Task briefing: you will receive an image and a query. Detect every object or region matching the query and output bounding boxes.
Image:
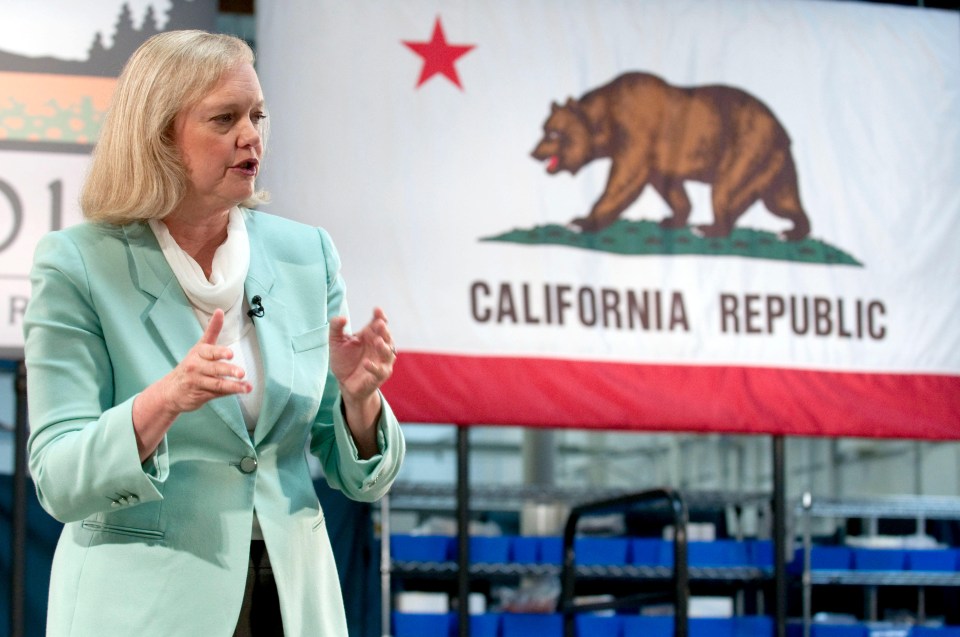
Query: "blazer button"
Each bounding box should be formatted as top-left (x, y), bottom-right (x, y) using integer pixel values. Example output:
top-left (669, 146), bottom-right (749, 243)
top-left (239, 456), bottom-right (258, 474)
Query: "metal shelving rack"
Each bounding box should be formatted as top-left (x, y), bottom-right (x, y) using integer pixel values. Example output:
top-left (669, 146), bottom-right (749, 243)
top-left (796, 493), bottom-right (960, 637)
top-left (380, 476), bottom-right (777, 636)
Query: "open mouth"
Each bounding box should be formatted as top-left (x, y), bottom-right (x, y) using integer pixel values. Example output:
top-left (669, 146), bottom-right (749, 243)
top-left (547, 156), bottom-right (559, 172)
top-left (234, 159), bottom-right (259, 175)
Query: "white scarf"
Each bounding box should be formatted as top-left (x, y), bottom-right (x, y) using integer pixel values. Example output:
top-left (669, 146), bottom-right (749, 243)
top-left (148, 207), bottom-right (250, 344)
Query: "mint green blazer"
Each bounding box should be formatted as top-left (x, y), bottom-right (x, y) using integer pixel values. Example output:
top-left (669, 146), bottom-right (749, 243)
top-left (24, 209), bottom-right (405, 636)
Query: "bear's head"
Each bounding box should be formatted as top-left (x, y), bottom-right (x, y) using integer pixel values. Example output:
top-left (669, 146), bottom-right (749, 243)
top-left (530, 98), bottom-right (594, 176)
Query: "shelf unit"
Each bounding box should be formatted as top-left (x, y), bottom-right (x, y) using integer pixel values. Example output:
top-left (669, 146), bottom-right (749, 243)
top-left (795, 493), bottom-right (960, 637)
top-left (379, 428), bottom-right (791, 637)
top-left (380, 481), bottom-right (775, 637)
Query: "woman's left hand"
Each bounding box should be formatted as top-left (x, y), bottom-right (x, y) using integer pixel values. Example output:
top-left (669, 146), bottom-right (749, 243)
top-left (329, 308), bottom-right (396, 458)
top-left (329, 307), bottom-right (396, 404)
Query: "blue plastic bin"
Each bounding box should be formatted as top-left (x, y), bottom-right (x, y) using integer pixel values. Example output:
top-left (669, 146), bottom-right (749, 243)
top-left (502, 613), bottom-right (563, 637)
top-left (576, 614), bottom-right (622, 636)
top-left (511, 536), bottom-right (539, 563)
top-left (688, 540), bottom-right (750, 567)
top-left (734, 615), bottom-right (774, 637)
top-left (852, 548), bottom-right (906, 571)
top-left (575, 537), bottom-right (630, 565)
top-left (391, 534), bottom-right (451, 562)
top-left (906, 549), bottom-right (958, 572)
top-left (912, 627), bottom-right (960, 636)
top-left (657, 541), bottom-right (676, 568)
top-left (470, 536), bottom-right (511, 563)
top-left (790, 546), bottom-right (853, 571)
top-left (810, 623), bottom-right (867, 637)
top-left (622, 615), bottom-right (673, 637)
top-left (539, 537), bottom-right (564, 564)
top-left (458, 613), bottom-right (500, 637)
top-left (393, 612), bottom-right (453, 637)
top-left (691, 617), bottom-right (735, 637)
top-left (747, 540), bottom-right (775, 569)
top-left (811, 546), bottom-right (854, 570)
top-left (630, 538), bottom-right (670, 566)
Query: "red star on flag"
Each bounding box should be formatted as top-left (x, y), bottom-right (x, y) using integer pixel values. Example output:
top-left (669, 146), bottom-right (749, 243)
top-left (402, 17), bottom-right (476, 90)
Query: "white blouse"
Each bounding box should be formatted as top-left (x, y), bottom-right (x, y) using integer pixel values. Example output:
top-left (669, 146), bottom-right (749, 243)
top-left (149, 208), bottom-right (266, 538)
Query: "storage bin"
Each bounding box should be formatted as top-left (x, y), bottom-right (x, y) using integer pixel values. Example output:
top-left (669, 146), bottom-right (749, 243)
top-left (575, 537), bottom-right (630, 565)
top-left (791, 546), bottom-right (853, 571)
top-left (502, 613), bottom-right (563, 636)
top-left (911, 627), bottom-right (960, 636)
top-left (747, 540), bottom-right (775, 569)
top-left (457, 613), bottom-right (500, 637)
top-left (734, 615), bottom-right (774, 637)
top-left (657, 541), bottom-right (677, 568)
top-left (630, 538), bottom-right (670, 566)
top-left (688, 540), bottom-right (750, 567)
top-left (470, 536), bottom-right (511, 563)
top-left (691, 617), bottom-right (735, 637)
top-left (511, 536), bottom-right (539, 563)
top-left (622, 615), bottom-right (673, 637)
top-left (622, 616), bottom-right (762, 637)
top-left (391, 534), bottom-right (451, 562)
top-left (812, 546), bottom-right (854, 570)
top-left (393, 612), bottom-right (453, 637)
top-left (906, 549), bottom-right (958, 572)
top-left (576, 614), bottom-right (623, 636)
top-left (811, 623), bottom-right (868, 637)
top-left (852, 548), bottom-right (906, 571)
top-left (539, 537), bottom-right (564, 564)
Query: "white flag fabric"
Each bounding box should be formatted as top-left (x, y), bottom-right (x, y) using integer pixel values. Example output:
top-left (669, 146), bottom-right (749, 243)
top-left (257, 0), bottom-right (960, 438)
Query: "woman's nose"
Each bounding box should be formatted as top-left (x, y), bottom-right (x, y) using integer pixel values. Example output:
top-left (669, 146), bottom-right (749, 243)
top-left (238, 118), bottom-right (262, 148)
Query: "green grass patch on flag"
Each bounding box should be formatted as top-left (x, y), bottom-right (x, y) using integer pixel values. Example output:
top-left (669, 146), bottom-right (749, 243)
top-left (482, 219), bottom-right (861, 266)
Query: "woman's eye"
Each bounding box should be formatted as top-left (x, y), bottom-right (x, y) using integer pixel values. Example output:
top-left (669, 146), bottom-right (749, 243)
top-left (214, 114), bottom-right (233, 123)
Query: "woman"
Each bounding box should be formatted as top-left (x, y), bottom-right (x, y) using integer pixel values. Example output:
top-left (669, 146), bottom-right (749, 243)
top-left (23, 30), bottom-right (404, 636)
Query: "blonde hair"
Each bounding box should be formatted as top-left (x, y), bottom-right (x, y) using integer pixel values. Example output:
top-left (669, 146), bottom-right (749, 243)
top-left (81, 30), bottom-right (269, 224)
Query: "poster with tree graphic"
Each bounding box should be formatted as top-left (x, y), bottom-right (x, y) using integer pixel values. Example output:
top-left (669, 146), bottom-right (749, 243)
top-left (0, 0), bottom-right (216, 356)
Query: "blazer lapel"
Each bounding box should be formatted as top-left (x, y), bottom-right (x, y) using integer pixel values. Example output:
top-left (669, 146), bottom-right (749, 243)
top-left (123, 222), bottom-right (251, 446)
top-left (244, 223), bottom-right (292, 446)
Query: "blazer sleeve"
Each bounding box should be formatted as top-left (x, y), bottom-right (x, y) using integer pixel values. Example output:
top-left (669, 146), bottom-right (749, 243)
top-left (308, 227), bottom-right (405, 502)
top-left (24, 231), bottom-right (167, 523)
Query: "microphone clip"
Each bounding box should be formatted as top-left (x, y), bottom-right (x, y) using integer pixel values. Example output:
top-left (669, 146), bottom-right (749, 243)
top-left (247, 295), bottom-right (265, 319)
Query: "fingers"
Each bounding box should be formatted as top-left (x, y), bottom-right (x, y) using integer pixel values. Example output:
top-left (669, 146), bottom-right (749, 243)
top-left (329, 315), bottom-right (348, 344)
top-left (361, 360), bottom-right (390, 386)
top-left (201, 308), bottom-right (226, 345)
top-left (166, 313), bottom-right (252, 413)
top-left (193, 353), bottom-right (251, 395)
top-left (206, 360), bottom-right (246, 381)
top-left (366, 308), bottom-right (396, 356)
top-left (169, 353), bottom-right (251, 413)
top-left (330, 308), bottom-right (397, 398)
top-left (198, 308), bottom-right (248, 386)
top-left (379, 336), bottom-right (397, 360)
top-left (197, 372), bottom-right (250, 396)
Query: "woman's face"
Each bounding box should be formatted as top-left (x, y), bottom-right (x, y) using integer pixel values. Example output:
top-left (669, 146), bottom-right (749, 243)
top-left (172, 63), bottom-right (265, 217)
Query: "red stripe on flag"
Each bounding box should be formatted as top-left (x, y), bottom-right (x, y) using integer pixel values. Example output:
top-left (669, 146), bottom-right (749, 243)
top-left (382, 353), bottom-right (960, 439)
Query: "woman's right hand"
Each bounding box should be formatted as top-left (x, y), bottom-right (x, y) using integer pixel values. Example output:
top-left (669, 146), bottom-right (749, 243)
top-left (159, 308), bottom-right (252, 413)
top-left (132, 309), bottom-right (251, 461)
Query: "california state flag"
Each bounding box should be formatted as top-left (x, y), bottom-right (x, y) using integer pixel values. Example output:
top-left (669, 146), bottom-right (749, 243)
top-left (258, 0), bottom-right (960, 437)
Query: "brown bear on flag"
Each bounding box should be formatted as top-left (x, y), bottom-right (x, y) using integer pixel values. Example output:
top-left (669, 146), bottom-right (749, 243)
top-left (531, 72), bottom-right (810, 241)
